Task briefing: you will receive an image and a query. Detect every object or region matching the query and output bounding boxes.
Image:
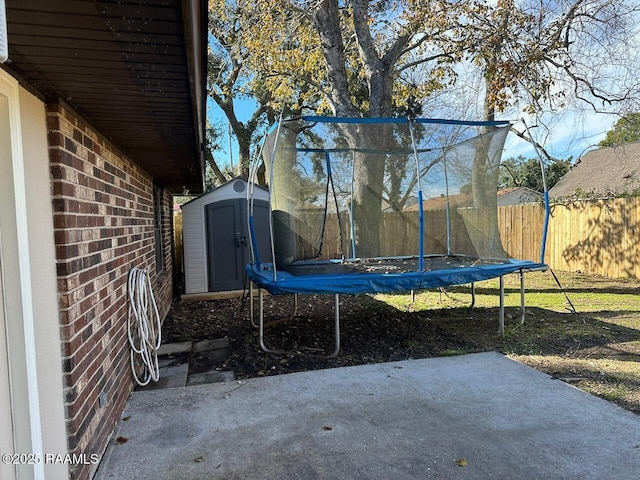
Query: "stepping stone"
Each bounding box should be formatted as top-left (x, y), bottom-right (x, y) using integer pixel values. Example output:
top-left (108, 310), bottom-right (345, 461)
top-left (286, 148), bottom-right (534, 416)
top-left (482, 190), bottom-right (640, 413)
top-left (158, 353), bottom-right (189, 369)
top-left (187, 370), bottom-right (235, 386)
top-left (192, 337), bottom-right (230, 352)
top-left (136, 363), bottom-right (189, 391)
top-left (157, 341), bottom-right (192, 356)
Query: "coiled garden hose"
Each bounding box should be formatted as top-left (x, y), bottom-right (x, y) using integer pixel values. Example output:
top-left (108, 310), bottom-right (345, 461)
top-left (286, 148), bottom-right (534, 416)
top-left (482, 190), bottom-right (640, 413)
top-left (127, 267), bottom-right (162, 386)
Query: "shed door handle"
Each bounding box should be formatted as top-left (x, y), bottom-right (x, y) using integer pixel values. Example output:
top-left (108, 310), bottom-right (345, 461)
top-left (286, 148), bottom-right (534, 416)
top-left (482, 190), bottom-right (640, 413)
top-left (235, 233), bottom-right (247, 248)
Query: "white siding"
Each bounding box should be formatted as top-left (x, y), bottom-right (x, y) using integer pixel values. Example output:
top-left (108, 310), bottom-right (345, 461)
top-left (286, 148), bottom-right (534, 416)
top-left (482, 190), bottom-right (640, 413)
top-left (182, 199), bottom-right (207, 294)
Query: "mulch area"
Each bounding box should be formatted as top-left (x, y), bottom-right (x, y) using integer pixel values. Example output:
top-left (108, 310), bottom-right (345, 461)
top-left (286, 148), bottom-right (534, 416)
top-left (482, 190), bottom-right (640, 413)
top-left (161, 292), bottom-right (480, 379)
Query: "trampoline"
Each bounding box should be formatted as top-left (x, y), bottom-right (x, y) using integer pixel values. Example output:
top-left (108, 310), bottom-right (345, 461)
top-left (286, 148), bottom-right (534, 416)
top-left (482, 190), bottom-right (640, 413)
top-left (246, 116), bottom-right (549, 356)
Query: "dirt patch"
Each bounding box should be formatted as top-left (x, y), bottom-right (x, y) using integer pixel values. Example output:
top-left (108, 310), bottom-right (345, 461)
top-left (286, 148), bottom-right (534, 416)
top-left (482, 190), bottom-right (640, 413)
top-left (163, 273), bottom-right (640, 415)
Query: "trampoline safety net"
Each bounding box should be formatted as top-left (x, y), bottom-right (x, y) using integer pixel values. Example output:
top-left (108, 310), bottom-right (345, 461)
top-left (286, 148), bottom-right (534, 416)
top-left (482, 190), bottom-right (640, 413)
top-left (257, 116), bottom-right (513, 273)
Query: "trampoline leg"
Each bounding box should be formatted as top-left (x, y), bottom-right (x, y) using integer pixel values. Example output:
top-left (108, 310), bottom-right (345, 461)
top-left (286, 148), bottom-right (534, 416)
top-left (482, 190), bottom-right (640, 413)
top-left (258, 288), bottom-right (283, 354)
top-left (470, 282), bottom-right (476, 308)
top-left (258, 288), bottom-right (268, 352)
top-left (257, 288), bottom-right (287, 355)
top-left (499, 276), bottom-right (505, 337)
top-left (257, 290), bottom-right (341, 358)
top-left (329, 294), bottom-right (341, 358)
top-left (519, 270), bottom-right (526, 325)
top-left (249, 281), bottom-right (257, 328)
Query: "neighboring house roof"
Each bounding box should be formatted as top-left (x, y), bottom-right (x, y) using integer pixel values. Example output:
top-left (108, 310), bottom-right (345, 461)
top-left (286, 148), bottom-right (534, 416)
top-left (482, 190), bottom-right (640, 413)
top-left (497, 186), bottom-right (543, 206)
top-left (3, 0), bottom-right (207, 194)
top-left (404, 187), bottom-right (540, 211)
top-left (549, 142), bottom-right (640, 199)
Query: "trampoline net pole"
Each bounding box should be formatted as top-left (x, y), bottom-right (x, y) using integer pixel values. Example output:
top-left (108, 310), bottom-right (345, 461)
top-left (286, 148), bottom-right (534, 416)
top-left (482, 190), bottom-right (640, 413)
top-left (408, 119), bottom-right (424, 271)
top-left (443, 150), bottom-right (452, 256)
top-left (520, 270), bottom-right (526, 324)
top-left (521, 119), bottom-right (550, 264)
top-left (349, 150), bottom-right (357, 259)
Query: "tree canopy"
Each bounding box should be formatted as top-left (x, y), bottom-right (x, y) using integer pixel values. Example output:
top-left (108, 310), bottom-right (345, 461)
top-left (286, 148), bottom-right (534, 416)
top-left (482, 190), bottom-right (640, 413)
top-left (599, 113), bottom-right (640, 147)
top-left (499, 155), bottom-right (571, 192)
top-left (208, 0), bottom-right (640, 124)
top-left (206, 0), bottom-right (639, 249)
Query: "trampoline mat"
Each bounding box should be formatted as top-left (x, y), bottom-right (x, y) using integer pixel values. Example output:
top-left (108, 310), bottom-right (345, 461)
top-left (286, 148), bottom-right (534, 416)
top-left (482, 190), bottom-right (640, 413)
top-left (282, 256), bottom-right (502, 276)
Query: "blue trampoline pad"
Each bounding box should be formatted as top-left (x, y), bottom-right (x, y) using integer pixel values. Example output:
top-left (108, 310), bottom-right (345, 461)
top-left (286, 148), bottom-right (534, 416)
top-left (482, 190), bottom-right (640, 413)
top-left (247, 258), bottom-right (548, 296)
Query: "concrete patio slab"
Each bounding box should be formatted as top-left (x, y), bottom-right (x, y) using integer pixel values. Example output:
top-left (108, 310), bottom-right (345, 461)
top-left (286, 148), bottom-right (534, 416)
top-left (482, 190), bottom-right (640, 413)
top-left (94, 352), bottom-right (640, 480)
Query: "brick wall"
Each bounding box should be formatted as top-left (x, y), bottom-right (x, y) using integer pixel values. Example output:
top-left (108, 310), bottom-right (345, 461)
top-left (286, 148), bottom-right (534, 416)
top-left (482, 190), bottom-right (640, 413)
top-left (48, 101), bottom-right (174, 480)
top-left (155, 186), bottom-right (175, 318)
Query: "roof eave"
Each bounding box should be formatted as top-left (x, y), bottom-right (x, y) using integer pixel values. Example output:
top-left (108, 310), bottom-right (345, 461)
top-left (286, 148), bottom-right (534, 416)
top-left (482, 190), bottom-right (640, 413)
top-left (181, 0), bottom-right (207, 195)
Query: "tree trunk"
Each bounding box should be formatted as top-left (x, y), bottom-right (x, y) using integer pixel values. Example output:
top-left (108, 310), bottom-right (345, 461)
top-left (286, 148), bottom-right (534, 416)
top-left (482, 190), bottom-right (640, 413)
top-left (236, 129), bottom-right (251, 178)
top-left (205, 150), bottom-right (228, 185)
top-left (468, 87), bottom-right (508, 259)
top-left (351, 151), bottom-right (385, 258)
top-left (339, 125), bottom-right (390, 258)
top-left (312, 0), bottom-right (404, 257)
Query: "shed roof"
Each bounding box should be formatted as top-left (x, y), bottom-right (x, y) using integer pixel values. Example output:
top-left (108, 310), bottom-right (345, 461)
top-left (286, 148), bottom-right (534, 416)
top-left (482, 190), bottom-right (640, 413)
top-left (181, 177), bottom-right (269, 210)
top-left (549, 142), bottom-right (640, 199)
top-left (2, 0), bottom-right (206, 194)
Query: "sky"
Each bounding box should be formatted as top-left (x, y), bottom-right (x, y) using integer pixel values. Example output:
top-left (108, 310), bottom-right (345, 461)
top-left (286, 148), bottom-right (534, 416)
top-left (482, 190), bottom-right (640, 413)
top-left (503, 111), bottom-right (616, 162)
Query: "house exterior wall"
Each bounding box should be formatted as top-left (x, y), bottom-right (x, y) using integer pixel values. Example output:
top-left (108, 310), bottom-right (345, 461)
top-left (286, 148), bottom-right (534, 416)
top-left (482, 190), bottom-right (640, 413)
top-left (47, 101), bottom-right (174, 480)
top-left (1, 69), bottom-right (68, 480)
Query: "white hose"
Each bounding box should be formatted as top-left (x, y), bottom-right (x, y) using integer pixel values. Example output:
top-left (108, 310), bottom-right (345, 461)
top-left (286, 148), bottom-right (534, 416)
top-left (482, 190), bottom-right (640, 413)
top-left (127, 267), bottom-right (162, 386)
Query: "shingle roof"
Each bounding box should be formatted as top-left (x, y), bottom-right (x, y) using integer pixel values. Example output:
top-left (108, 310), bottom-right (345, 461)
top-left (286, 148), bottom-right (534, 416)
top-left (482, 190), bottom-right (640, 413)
top-left (403, 187), bottom-right (540, 211)
top-left (549, 142), bottom-right (640, 199)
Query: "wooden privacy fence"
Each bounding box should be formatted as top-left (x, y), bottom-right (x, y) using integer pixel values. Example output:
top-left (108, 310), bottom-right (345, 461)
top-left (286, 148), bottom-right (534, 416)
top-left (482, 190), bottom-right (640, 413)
top-left (545, 197), bottom-right (640, 279)
top-left (498, 204), bottom-right (545, 263)
top-left (321, 198), bottom-right (640, 280)
top-left (318, 209), bottom-right (503, 260)
top-left (500, 198), bottom-right (640, 279)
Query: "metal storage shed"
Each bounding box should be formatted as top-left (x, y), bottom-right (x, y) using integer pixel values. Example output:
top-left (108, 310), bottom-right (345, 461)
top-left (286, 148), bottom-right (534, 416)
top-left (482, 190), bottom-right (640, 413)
top-left (181, 177), bottom-right (271, 295)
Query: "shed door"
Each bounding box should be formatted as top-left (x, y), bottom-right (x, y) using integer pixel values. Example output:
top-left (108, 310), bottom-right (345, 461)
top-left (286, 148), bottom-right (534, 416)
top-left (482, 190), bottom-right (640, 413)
top-left (206, 199), bottom-right (248, 292)
top-left (205, 199), bottom-right (272, 292)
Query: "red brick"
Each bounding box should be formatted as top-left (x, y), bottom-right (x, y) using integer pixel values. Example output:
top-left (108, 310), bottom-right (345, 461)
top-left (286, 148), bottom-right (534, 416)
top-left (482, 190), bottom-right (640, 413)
top-left (48, 103), bottom-right (175, 480)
